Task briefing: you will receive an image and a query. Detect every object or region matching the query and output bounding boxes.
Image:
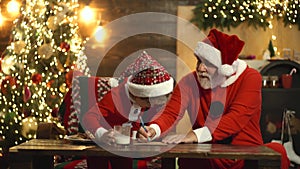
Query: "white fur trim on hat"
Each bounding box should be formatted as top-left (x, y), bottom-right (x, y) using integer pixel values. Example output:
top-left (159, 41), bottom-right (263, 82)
top-left (127, 76), bottom-right (174, 98)
top-left (194, 42), bottom-right (222, 68)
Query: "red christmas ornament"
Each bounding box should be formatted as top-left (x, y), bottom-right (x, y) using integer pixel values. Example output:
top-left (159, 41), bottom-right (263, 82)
top-left (1, 76), bottom-right (16, 95)
top-left (51, 107), bottom-right (59, 117)
top-left (31, 73), bottom-right (42, 84)
top-left (60, 42), bottom-right (70, 52)
top-left (23, 109), bottom-right (31, 118)
top-left (46, 80), bottom-right (54, 88)
top-left (65, 70), bottom-right (73, 88)
top-left (23, 85), bottom-right (31, 103)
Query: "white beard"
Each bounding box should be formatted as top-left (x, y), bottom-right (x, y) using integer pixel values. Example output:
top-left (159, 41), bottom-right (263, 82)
top-left (196, 71), bottom-right (211, 89)
top-left (196, 71), bottom-right (226, 89)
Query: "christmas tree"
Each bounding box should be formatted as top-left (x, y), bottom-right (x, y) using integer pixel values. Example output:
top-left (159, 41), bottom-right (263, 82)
top-left (268, 40), bottom-right (275, 57)
top-left (0, 0), bottom-right (90, 148)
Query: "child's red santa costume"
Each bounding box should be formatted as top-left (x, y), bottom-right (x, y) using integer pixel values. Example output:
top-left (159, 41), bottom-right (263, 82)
top-left (149, 29), bottom-right (290, 169)
top-left (82, 51), bottom-right (174, 169)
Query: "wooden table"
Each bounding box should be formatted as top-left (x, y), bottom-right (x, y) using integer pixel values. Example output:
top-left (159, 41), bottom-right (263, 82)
top-left (9, 139), bottom-right (281, 169)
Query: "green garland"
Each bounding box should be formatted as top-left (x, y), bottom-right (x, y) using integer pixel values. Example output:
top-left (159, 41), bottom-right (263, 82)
top-left (191, 0), bottom-right (300, 30)
top-left (283, 0), bottom-right (300, 30)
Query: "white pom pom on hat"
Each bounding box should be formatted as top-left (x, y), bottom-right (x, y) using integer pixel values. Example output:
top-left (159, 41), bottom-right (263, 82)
top-left (219, 64), bottom-right (234, 76)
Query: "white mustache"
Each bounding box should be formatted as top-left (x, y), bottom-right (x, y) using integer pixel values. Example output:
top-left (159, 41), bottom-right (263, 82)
top-left (198, 72), bottom-right (210, 78)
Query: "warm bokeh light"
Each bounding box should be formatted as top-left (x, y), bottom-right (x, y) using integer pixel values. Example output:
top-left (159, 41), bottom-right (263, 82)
top-left (7, 0), bottom-right (20, 14)
top-left (80, 6), bottom-right (94, 23)
top-left (94, 25), bottom-right (106, 42)
top-left (0, 11), bottom-right (4, 26)
top-left (193, 0), bottom-right (299, 30)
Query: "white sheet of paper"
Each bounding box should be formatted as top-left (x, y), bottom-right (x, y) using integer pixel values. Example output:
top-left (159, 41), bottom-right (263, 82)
top-left (133, 142), bottom-right (168, 146)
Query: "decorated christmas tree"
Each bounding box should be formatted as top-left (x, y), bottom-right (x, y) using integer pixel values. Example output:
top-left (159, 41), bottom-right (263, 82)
top-left (0, 0), bottom-right (90, 148)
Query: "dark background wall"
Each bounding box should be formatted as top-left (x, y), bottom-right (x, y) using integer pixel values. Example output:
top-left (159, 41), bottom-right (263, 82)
top-left (88, 0), bottom-right (179, 77)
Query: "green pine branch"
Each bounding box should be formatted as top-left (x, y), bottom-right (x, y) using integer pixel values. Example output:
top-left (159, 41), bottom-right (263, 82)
top-left (191, 0), bottom-right (299, 30)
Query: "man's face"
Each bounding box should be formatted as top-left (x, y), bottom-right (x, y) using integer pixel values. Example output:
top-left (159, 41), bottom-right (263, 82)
top-left (196, 60), bottom-right (217, 89)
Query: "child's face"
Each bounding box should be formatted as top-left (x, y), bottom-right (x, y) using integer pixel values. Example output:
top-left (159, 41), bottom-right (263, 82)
top-left (134, 95), bottom-right (169, 108)
top-left (135, 97), bottom-right (151, 108)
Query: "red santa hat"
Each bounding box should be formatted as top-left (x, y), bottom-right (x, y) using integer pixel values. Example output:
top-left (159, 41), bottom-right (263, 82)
top-left (194, 29), bottom-right (245, 76)
top-left (119, 51), bottom-right (165, 81)
top-left (126, 52), bottom-right (174, 98)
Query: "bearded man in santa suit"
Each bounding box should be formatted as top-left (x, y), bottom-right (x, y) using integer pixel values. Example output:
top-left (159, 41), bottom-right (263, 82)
top-left (138, 29), bottom-right (290, 169)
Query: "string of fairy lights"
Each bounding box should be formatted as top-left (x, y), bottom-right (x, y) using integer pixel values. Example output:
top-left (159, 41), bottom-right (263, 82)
top-left (191, 0), bottom-right (299, 57)
top-left (192, 0), bottom-right (300, 30)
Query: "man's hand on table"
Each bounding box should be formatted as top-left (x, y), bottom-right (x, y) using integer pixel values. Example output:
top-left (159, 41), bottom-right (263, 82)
top-left (162, 131), bottom-right (198, 144)
top-left (137, 126), bottom-right (198, 144)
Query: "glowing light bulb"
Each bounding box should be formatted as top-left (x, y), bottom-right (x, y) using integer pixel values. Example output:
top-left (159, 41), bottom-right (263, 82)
top-left (7, 0), bottom-right (20, 14)
top-left (80, 6), bottom-right (94, 23)
top-left (94, 25), bottom-right (106, 42)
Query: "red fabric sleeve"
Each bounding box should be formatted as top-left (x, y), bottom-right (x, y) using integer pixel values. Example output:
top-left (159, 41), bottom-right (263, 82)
top-left (150, 73), bottom-right (200, 134)
top-left (82, 83), bottom-right (131, 135)
top-left (82, 92), bottom-right (114, 135)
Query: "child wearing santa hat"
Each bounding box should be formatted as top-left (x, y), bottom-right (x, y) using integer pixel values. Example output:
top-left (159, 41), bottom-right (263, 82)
top-left (138, 29), bottom-right (290, 169)
top-left (82, 51), bottom-right (174, 169)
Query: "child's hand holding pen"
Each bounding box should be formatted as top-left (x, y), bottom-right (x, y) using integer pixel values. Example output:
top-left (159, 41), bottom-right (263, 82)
top-left (138, 116), bottom-right (154, 142)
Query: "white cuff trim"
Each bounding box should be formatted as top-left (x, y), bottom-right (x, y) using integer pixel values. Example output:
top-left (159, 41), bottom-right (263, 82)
top-left (150, 124), bottom-right (161, 140)
top-left (95, 127), bottom-right (108, 139)
top-left (127, 76), bottom-right (174, 98)
top-left (193, 126), bottom-right (212, 143)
